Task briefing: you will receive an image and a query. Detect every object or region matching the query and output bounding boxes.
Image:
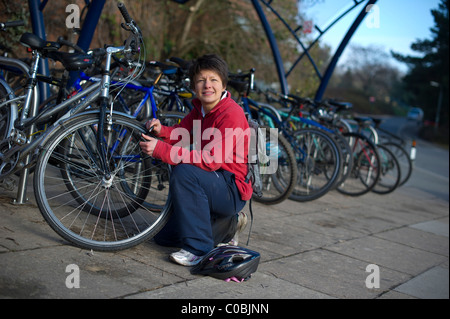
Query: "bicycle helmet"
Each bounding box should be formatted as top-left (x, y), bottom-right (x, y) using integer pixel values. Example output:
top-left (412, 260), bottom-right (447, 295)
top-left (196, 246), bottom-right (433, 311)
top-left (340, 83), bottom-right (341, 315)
top-left (191, 245), bottom-right (260, 281)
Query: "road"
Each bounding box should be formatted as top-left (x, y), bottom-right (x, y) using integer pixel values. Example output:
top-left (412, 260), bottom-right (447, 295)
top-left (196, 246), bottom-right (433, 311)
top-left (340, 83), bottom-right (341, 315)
top-left (378, 116), bottom-right (449, 202)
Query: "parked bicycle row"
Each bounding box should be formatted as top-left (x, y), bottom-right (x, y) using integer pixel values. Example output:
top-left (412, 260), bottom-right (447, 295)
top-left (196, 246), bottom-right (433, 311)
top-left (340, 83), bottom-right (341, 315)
top-left (224, 69), bottom-right (415, 203)
top-left (0, 3), bottom-right (414, 253)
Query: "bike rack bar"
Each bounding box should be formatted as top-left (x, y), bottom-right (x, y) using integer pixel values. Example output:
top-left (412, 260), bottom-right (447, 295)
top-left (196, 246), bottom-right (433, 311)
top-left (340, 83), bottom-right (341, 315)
top-left (315, 0), bottom-right (378, 101)
top-left (69, 0), bottom-right (106, 87)
top-left (27, 0), bottom-right (106, 94)
top-left (286, 0), bottom-right (365, 78)
top-left (259, 0), bottom-right (323, 81)
top-left (251, 0), bottom-right (377, 101)
top-left (251, 0), bottom-right (289, 95)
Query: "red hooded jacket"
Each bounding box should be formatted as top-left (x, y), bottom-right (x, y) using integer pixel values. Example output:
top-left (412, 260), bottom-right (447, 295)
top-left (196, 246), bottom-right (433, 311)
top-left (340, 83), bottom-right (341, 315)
top-left (152, 91), bottom-right (253, 201)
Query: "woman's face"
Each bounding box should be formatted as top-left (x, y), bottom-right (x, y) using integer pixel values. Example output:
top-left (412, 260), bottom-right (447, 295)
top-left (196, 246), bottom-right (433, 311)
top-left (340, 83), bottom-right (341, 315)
top-left (193, 69), bottom-right (226, 112)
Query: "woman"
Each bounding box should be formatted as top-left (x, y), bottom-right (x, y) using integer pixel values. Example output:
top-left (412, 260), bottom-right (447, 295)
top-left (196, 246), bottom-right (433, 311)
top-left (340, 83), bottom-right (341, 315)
top-left (140, 54), bottom-right (252, 266)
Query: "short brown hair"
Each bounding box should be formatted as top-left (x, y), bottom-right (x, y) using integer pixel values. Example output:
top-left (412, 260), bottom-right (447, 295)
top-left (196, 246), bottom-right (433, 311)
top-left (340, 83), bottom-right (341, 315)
top-left (189, 54), bottom-right (228, 89)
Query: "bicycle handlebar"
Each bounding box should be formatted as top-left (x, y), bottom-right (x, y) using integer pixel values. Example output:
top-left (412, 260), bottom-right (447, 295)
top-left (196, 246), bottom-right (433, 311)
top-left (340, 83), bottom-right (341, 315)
top-left (118, 2), bottom-right (133, 24)
top-left (57, 36), bottom-right (85, 54)
top-left (0, 20), bottom-right (25, 31)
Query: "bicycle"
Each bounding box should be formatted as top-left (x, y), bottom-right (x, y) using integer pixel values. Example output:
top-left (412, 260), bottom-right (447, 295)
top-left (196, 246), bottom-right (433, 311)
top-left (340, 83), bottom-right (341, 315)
top-left (338, 114), bottom-right (410, 192)
top-left (227, 70), bottom-right (297, 204)
top-left (310, 104), bottom-right (382, 196)
top-left (259, 91), bottom-right (354, 198)
top-left (348, 117), bottom-right (401, 194)
top-left (363, 117), bottom-right (414, 187)
top-left (1, 3), bottom-right (172, 251)
top-left (228, 70), bottom-right (344, 203)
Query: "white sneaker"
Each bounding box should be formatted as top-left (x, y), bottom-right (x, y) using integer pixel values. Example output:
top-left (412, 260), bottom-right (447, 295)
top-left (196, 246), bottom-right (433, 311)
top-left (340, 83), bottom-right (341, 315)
top-left (169, 249), bottom-right (203, 266)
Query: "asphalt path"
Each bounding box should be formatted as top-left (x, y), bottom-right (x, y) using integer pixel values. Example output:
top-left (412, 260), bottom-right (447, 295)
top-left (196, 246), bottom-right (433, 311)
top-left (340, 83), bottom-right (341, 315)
top-left (378, 117), bottom-right (449, 202)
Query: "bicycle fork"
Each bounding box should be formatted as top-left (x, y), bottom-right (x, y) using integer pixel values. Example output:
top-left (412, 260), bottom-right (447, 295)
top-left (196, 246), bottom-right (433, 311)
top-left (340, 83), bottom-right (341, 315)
top-left (96, 46), bottom-right (121, 181)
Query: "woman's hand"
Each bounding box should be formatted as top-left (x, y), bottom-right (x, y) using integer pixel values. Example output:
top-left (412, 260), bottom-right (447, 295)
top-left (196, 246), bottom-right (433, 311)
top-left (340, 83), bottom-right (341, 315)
top-left (139, 134), bottom-right (158, 157)
top-left (145, 118), bottom-right (162, 135)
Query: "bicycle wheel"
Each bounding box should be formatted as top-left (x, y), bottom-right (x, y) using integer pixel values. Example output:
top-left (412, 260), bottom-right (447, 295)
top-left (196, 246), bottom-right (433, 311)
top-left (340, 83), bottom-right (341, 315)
top-left (0, 81), bottom-right (13, 141)
top-left (289, 128), bottom-right (342, 202)
top-left (337, 132), bottom-right (380, 196)
top-left (332, 132), bottom-right (353, 188)
top-left (122, 111), bottom-right (184, 211)
top-left (0, 81), bottom-right (20, 180)
top-left (372, 144), bottom-right (401, 195)
top-left (382, 142), bottom-right (412, 186)
top-left (254, 128), bottom-right (297, 205)
top-left (33, 112), bottom-right (172, 251)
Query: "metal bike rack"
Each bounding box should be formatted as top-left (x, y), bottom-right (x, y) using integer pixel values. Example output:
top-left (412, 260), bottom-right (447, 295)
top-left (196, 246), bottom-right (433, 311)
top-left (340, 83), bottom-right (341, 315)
top-left (251, 0), bottom-right (378, 100)
top-left (28, 0), bottom-right (106, 100)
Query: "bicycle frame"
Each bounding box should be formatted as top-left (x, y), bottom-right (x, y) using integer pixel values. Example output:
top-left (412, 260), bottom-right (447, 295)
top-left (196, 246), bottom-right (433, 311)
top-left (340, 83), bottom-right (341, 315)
top-left (0, 42), bottom-right (139, 204)
top-left (75, 68), bottom-right (190, 120)
top-left (241, 95), bottom-right (337, 162)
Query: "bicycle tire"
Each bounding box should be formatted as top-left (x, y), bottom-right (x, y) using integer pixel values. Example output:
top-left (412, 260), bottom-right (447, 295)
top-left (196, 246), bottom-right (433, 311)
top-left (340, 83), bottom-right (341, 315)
top-left (372, 144), bottom-right (401, 195)
top-left (289, 128), bottom-right (342, 202)
top-left (33, 112), bottom-right (172, 251)
top-left (121, 111), bottom-right (184, 211)
top-left (332, 132), bottom-right (353, 188)
top-left (254, 128), bottom-right (297, 205)
top-left (0, 80), bottom-right (20, 180)
top-left (382, 142), bottom-right (413, 186)
top-left (337, 132), bottom-right (380, 196)
top-left (0, 81), bottom-right (13, 141)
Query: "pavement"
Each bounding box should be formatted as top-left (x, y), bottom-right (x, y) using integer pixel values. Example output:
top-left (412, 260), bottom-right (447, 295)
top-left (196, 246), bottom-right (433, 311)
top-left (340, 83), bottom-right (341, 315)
top-left (0, 147), bottom-right (449, 303)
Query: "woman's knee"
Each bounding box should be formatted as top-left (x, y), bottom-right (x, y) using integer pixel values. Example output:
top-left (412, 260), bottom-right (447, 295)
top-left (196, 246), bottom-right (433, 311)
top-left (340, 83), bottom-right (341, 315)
top-left (170, 164), bottom-right (198, 184)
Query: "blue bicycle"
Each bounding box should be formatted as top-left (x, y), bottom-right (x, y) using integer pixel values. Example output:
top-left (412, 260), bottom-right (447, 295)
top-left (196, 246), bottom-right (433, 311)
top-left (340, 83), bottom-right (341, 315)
top-left (228, 69), bottom-right (344, 202)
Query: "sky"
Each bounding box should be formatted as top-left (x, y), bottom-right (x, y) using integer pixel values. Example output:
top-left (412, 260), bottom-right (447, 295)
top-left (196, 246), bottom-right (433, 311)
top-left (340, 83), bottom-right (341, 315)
top-left (298, 0), bottom-right (441, 72)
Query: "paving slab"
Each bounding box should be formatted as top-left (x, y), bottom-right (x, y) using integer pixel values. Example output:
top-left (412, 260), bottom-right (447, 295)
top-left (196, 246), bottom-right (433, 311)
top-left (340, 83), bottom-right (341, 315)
top-left (410, 220), bottom-right (449, 237)
top-left (394, 266), bottom-right (449, 299)
top-left (126, 272), bottom-right (334, 299)
top-left (325, 236), bottom-right (447, 276)
top-left (375, 226), bottom-right (449, 257)
top-left (259, 249), bottom-right (410, 299)
top-left (0, 245), bottom-right (183, 299)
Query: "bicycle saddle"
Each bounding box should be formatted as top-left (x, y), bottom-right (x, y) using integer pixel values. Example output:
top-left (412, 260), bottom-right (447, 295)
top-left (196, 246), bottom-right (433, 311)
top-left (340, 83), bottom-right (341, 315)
top-left (46, 51), bottom-right (94, 71)
top-left (169, 56), bottom-right (192, 71)
top-left (19, 32), bottom-right (60, 52)
top-left (327, 99), bottom-right (353, 111)
top-left (227, 79), bottom-right (248, 94)
top-left (353, 116), bottom-right (373, 126)
top-left (147, 60), bottom-right (177, 75)
top-left (371, 117), bottom-right (383, 125)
